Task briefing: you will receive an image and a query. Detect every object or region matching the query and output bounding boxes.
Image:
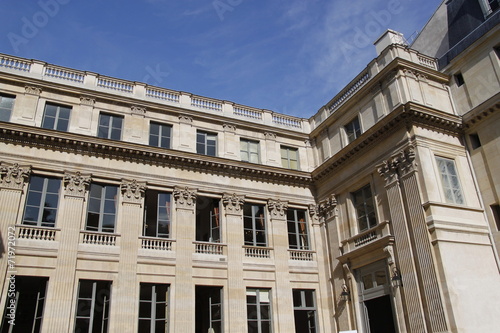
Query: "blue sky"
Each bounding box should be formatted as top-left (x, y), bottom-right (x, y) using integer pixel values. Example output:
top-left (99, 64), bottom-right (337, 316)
top-left (1, 0), bottom-right (442, 118)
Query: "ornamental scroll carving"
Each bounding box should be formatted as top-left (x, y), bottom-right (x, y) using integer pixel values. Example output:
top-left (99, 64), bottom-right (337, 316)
top-left (25, 85), bottom-right (41, 96)
top-left (318, 194), bottom-right (337, 221)
top-left (173, 186), bottom-right (197, 209)
top-left (222, 193), bottom-right (245, 215)
top-left (121, 179), bottom-right (146, 204)
top-left (80, 96), bottom-right (96, 106)
top-left (377, 144), bottom-right (417, 185)
top-left (268, 199), bottom-right (288, 219)
top-left (0, 163), bottom-right (30, 190)
top-left (63, 172), bottom-right (91, 198)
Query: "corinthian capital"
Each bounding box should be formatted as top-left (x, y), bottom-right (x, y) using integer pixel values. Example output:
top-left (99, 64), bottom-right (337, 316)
top-left (0, 163), bottom-right (31, 190)
top-left (173, 186), bottom-right (197, 209)
top-left (64, 172), bottom-right (91, 198)
top-left (222, 193), bottom-right (245, 215)
top-left (268, 199), bottom-right (288, 219)
top-left (319, 194), bottom-right (337, 220)
top-left (121, 179), bottom-right (146, 204)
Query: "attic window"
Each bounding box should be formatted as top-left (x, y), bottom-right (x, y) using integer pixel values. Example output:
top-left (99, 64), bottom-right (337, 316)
top-left (454, 73), bottom-right (465, 87)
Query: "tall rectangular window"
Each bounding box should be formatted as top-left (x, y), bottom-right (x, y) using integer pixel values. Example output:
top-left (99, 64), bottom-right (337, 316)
top-left (287, 209), bottom-right (309, 250)
top-left (86, 183), bottom-right (118, 233)
top-left (197, 131), bottom-right (217, 156)
top-left (196, 197), bottom-right (221, 243)
top-left (74, 280), bottom-right (111, 333)
top-left (0, 94), bottom-right (15, 122)
top-left (149, 122), bottom-right (172, 149)
top-left (352, 184), bottom-right (377, 232)
top-left (241, 139), bottom-right (260, 163)
top-left (98, 113), bottom-right (123, 140)
top-left (138, 283), bottom-right (169, 333)
top-left (23, 176), bottom-right (61, 228)
top-left (144, 190), bottom-right (171, 238)
top-left (293, 289), bottom-right (317, 333)
top-left (41, 103), bottom-right (71, 131)
top-left (281, 146), bottom-right (299, 170)
top-left (1, 276), bottom-right (48, 333)
top-left (436, 157), bottom-right (464, 205)
top-left (345, 116), bottom-right (361, 143)
top-left (195, 286), bottom-right (223, 333)
top-left (246, 288), bottom-right (272, 333)
top-left (244, 204), bottom-right (267, 247)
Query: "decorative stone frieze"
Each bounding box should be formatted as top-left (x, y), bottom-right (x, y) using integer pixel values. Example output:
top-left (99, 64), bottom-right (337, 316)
top-left (25, 85), bottom-right (41, 96)
top-left (222, 193), bottom-right (245, 214)
top-left (318, 194), bottom-right (337, 221)
top-left (80, 96), bottom-right (96, 106)
top-left (121, 179), bottom-right (146, 204)
top-left (268, 199), bottom-right (288, 219)
top-left (173, 186), bottom-right (197, 209)
top-left (0, 163), bottom-right (30, 190)
top-left (63, 172), bottom-right (91, 198)
top-left (308, 204), bottom-right (319, 222)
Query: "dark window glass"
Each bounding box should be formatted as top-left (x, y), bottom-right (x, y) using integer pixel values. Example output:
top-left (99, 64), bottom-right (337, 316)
top-left (149, 122), bottom-right (172, 149)
top-left (86, 183), bottom-right (118, 233)
top-left (244, 204), bottom-right (267, 247)
top-left (197, 131), bottom-right (217, 156)
top-left (0, 94), bottom-right (15, 122)
top-left (41, 103), bottom-right (71, 131)
top-left (144, 190), bottom-right (171, 238)
top-left (23, 176), bottom-right (61, 227)
top-left (98, 113), bottom-right (123, 140)
top-left (345, 117), bottom-right (362, 143)
top-left (352, 184), bottom-right (377, 232)
top-left (287, 209), bottom-right (309, 250)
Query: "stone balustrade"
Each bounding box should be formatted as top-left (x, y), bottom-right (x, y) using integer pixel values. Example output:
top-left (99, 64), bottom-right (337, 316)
top-left (194, 241), bottom-right (225, 255)
top-left (244, 246), bottom-right (272, 259)
top-left (141, 237), bottom-right (174, 251)
top-left (288, 249), bottom-right (314, 261)
top-left (17, 225), bottom-right (58, 241)
top-left (0, 53), bottom-right (309, 132)
top-left (80, 230), bottom-right (118, 246)
top-left (341, 220), bottom-right (391, 254)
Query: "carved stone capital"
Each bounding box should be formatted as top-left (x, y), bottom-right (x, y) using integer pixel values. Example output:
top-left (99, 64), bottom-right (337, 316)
top-left (121, 179), bottom-right (146, 204)
top-left (131, 105), bottom-right (146, 116)
top-left (222, 123), bottom-right (236, 132)
top-left (222, 193), bottom-right (245, 215)
top-left (173, 186), bottom-right (197, 209)
top-left (80, 96), bottom-right (96, 106)
top-left (25, 85), bottom-right (41, 96)
top-left (179, 115), bottom-right (193, 124)
top-left (377, 159), bottom-right (399, 186)
top-left (398, 144), bottom-right (417, 177)
top-left (0, 163), bottom-right (31, 190)
top-left (63, 172), bottom-right (91, 198)
top-left (264, 132), bottom-right (276, 140)
top-left (268, 199), bottom-right (288, 219)
top-left (308, 204), bottom-right (320, 224)
top-left (319, 194), bottom-right (337, 220)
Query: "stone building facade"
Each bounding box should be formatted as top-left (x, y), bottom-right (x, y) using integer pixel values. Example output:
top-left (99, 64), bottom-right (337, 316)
top-left (0, 1), bottom-right (499, 332)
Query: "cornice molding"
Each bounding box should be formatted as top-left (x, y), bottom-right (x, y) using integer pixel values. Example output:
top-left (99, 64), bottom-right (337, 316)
top-left (312, 102), bottom-right (462, 181)
top-left (0, 122), bottom-right (312, 187)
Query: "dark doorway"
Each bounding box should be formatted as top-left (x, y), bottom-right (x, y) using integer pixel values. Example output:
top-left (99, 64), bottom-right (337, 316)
top-left (364, 295), bottom-right (396, 333)
top-left (195, 286), bottom-right (223, 333)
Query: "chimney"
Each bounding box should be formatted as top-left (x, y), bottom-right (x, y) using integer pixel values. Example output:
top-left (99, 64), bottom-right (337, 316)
top-left (374, 29), bottom-right (407, 55)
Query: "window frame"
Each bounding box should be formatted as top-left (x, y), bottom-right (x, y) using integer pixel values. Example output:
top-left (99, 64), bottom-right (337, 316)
top-left (435, 156), bottom-right (465, 205)
top-left (287, 208), bottom-right (310, 250)
top-left (138, 283), bottom-right (169, 333)
top-left (41, 102), bottom-right (72, 132)
top-left (143, 190), bottom-right (171, 238)
top-left (86, 183), bottom-right (119, 233)
top-left (149, 121), bottom-right (172, 149)
top-left (196, 196), bottom-right (221, 243)
top-left (97, 113), bottom-right (123, 140)
top-left (74, 279), bottom-right (111, 333)
top-left (280, 146), bottom-right (299, 170)
top-left (240, 138), bottom-right (260, 163)
top-left (292, 289), bottom-right (318, 333)
top-left (344, 116), bottom-right (362, 144)
top-left (0, 93), bottom-right (15, 122)
top-left (246, 288), bottom-right (273, 333)
top-left (196, 130), bottom-right (217, 156)
top-left (351, 184), bottom-right (377, 232)
top-left (243, 203), bottom-right (267, 247)
top-left (22, 175), bottom-right (61, 228)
